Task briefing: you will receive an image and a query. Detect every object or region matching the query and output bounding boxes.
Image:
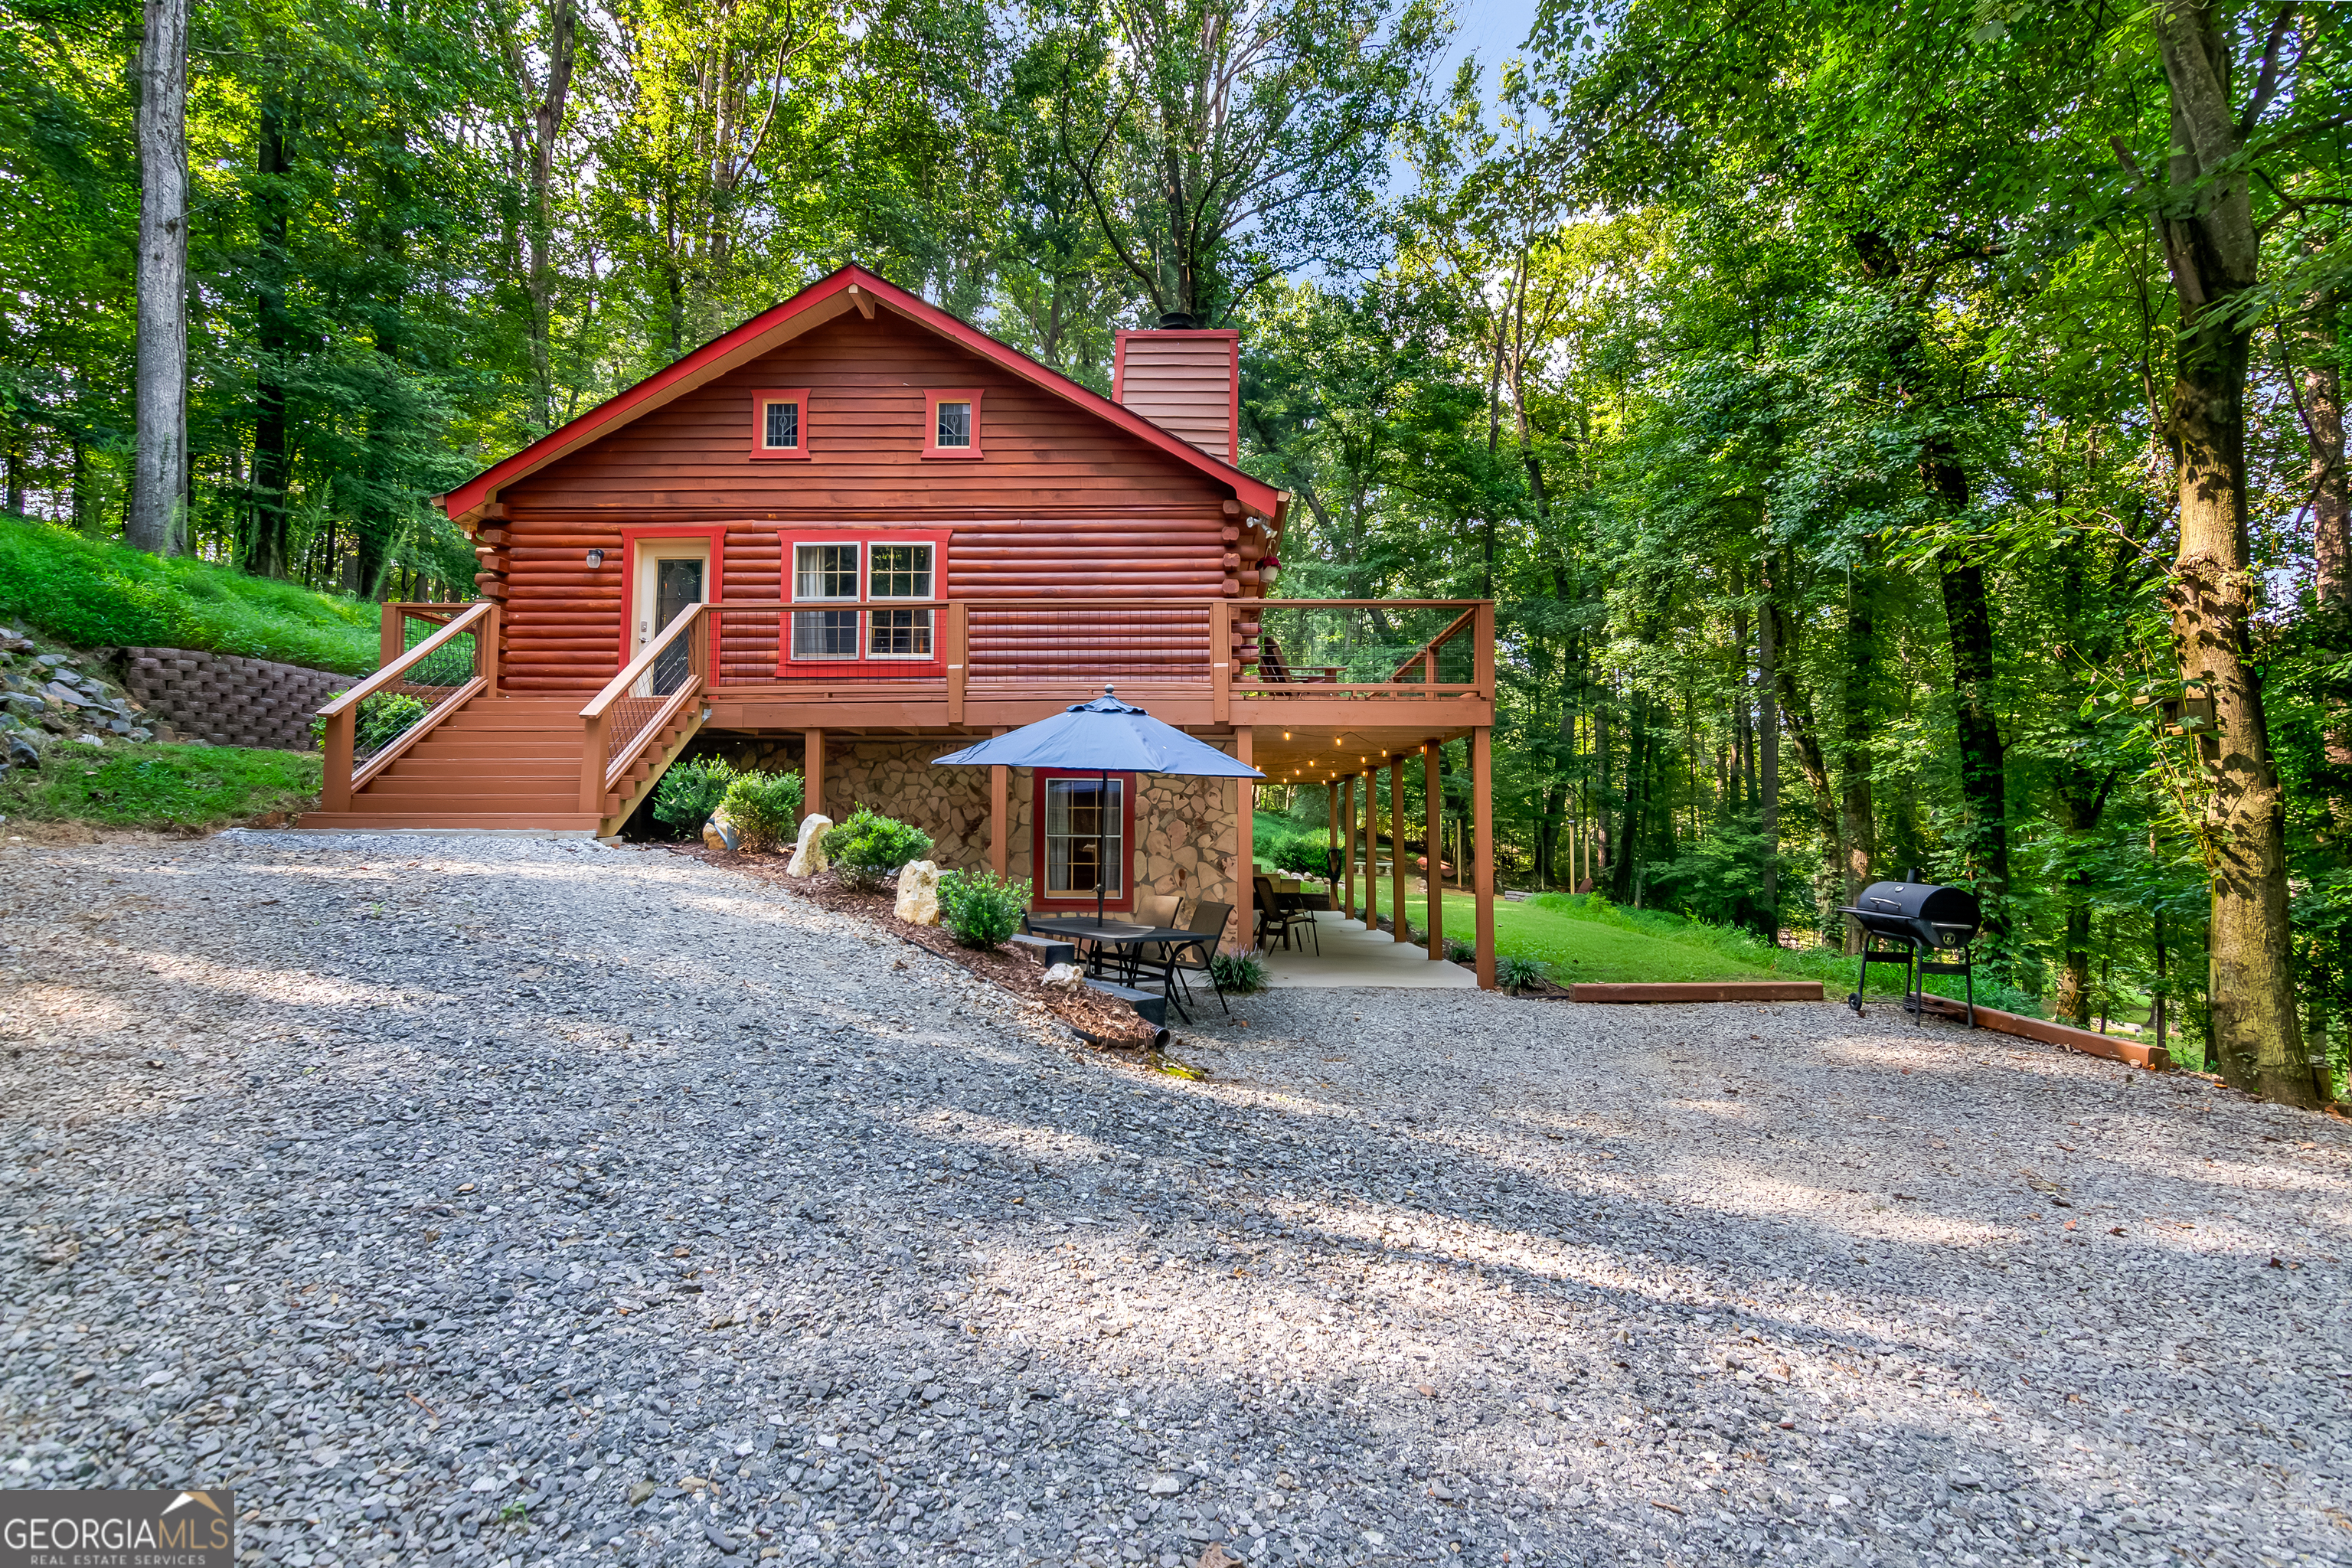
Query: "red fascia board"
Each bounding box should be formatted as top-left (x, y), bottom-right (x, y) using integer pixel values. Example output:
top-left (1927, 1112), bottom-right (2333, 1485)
top-left (444, 266), bottom-right (1281, 520)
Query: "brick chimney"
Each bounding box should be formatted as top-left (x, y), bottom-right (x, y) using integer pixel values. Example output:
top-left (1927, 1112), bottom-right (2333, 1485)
top-left (1112, 325), bottom-right (1240, 464)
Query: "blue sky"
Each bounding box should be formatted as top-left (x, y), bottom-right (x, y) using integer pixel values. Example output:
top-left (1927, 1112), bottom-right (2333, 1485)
top-left (1438, 0), bottom-right (1544, 80)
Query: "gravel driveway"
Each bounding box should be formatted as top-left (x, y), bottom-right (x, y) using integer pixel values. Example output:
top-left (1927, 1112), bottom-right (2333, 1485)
top-left (2, 833), bottom-right (2347, 1568)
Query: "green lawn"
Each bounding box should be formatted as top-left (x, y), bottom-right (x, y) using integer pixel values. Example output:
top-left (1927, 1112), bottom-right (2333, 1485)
top-left (0, 518), bottom-right (379, 674)
top-left (0, 743), bottom-right (321, 829)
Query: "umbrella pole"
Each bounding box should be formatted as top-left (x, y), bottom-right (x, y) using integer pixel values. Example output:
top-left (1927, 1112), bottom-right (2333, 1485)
top-left (1096, 768), bottom-right (1109, 925)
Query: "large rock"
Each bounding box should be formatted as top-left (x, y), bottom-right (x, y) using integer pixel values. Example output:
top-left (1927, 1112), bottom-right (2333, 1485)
top-left (893, 860), bottom-right (941, 925)
top-left (786, 813), bottom-right (834, 877)
top-left (701, 806), bottom-right (741, 853)
top-left (1040, 962), bottom-right (1085, 993)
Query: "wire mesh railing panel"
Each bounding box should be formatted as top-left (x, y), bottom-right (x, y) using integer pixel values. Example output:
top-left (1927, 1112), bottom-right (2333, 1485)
top-left (602, 615), bottom-right (704, 776)
top-left (355, 617), bottom-right (481, 768)
top-left (966, 605), bottom-right (1212, 684)
top-left (1240, 604), bottom-right (1477, 688)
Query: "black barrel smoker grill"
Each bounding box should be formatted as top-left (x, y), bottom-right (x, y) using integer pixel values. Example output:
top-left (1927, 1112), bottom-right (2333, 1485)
top-left (1835, 878), bottom-right (1982, 1025)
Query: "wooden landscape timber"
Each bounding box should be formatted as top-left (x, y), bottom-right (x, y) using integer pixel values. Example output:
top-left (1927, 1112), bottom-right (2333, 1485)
top-left (1916, 994), bottom-right (2173, 1072)
top-left (1571, 981), bottom-right (1825, 1002)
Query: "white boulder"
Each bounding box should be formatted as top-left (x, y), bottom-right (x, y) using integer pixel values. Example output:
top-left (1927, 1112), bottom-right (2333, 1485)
top-left (1040, 962), bottom-right (1086, 993)
top-left (893, 860), bottom-right (941, 925)
top-left (786, 812), bottom-right (834, 877)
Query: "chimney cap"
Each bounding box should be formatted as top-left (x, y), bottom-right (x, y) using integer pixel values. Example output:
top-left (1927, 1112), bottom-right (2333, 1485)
top-left (1156, 310), bottom-right (1199, 330)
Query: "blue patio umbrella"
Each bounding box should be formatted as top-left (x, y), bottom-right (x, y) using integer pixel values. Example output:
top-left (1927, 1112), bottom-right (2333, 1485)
top-left (933, 686), bottom-right (1265, 926)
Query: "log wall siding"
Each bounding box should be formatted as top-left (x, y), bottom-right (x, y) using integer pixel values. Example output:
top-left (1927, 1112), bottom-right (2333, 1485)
top-left (491, 311), bottom-right (1243, 693)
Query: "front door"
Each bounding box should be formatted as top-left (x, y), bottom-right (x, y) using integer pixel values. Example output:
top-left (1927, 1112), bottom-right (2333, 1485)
top-left (634, 540), bottom-right (707, 695)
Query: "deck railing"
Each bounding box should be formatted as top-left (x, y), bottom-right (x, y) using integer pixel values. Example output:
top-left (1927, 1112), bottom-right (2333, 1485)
top-left (579, 600), bottom-right (711, 812)
top-left (681, 596), bottom-right (1490, 714)
top-left (318, 601), bottom-right (500, 812)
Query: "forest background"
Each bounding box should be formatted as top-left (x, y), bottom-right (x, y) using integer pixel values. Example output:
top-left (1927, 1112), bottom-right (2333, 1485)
top-left (1, 0), bottom-right (2346, 1102)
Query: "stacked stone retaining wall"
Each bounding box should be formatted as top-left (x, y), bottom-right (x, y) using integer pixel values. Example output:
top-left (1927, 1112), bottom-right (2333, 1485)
top-left (121, 648), bottom-right (351, 750)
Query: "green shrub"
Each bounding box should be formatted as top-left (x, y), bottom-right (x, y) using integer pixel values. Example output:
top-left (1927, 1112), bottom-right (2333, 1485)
top-left (652, 755), bottom-right (740, 838)
top-left (1497, 953), bottom-right (1549, 995)
top-left (0, 518), bottom-right (377, 673)
top-left (719, 769), bottom-right (804, 852)
top-left (936, 870), bottom-right (1031, 949)
top-left (1209, 949), bottom-right (1269, 994)
top-left (1269, 832), bottom-right (1328, 878)
top-left (1445, 936), bottom-right (1475, 963)
top-left (823, 806), bottom-right (933, 890)
top-left (354, 692), bottom-right (428, 753)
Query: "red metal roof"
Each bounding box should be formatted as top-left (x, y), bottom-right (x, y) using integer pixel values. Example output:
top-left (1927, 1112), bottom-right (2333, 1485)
top-left (439, 265), bottom-right (1282, 521)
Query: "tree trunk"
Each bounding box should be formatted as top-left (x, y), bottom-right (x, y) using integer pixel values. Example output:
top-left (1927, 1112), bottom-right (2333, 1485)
top-left (129, 0), bottom-right (189, 557)
top-left (2148, 0), bottom-right (2314, 1105)
top-left (524, 0), bottom-right (577, 433)
top-left (1838, 558), bottom-right (1877, 948)
top-left (1758, 555), bottom-right (1781, 942)
top-left (1766, 583), bottom-right (1841, 935)
top-left (247, 94), bottom-right (293, 579)
top-left (1931, 452), bottom-right (2010, 962)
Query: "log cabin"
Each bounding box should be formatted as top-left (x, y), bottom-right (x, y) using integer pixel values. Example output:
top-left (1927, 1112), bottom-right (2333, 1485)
top-left (299, 265), bottom-right (1499, 982)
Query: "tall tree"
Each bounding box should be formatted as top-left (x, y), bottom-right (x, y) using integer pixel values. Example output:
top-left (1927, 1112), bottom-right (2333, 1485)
top-left (128, 0), bottom-right (188, 554)
top-left (2120, 0), bottom-right (2318, 1104)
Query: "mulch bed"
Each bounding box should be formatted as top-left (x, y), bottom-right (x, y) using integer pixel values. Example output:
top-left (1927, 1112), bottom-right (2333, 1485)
top-left (670, 845), bottom-right (1161, 1047)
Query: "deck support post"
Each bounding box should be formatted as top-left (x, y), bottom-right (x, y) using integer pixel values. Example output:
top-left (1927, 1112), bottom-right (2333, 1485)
top-left (1326, 781), bottom-right (1338, 888)
top-left (480, 603), bottom-right (501, 694)
top-left (1390, 759), bottom-right (1407, 942)
top-left (1364, 757), bottom-right (1380, 932)
top-left (1424, 740), bottom-right (1442, 960)
top-left (1341, 774), bottom-right (1356, 923)
top-left (803, 729), bottom-right (825, 822)
top-left (988, 729), bottom-right (1008, 878)
top-left (945, 603), bottom-right (968, 725)
top-left (1474, 725), bottom-right (1496, 989)
top-left (1233, 725), bottom-right (1254, 952)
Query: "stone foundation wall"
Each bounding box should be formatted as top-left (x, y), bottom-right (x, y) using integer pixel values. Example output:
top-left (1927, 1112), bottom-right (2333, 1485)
top-left (120, 648), bottom-right (351, 750)
top-left (682, 731), bottom-right (1245, 926)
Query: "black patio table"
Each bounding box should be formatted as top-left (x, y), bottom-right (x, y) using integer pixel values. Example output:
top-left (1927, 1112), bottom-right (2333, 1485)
top-left (1022, 915), bottom-right (1217, 1023)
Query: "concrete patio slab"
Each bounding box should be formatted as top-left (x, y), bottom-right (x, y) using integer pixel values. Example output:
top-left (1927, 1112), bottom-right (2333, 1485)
top-left (1259, 914), bottom-right (1479, 988)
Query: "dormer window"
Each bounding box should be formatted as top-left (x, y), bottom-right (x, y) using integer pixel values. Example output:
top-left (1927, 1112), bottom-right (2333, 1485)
top-left (749, 387), bottom-right (812, 459)
top-left (923, 388), bottom-right (985, 459)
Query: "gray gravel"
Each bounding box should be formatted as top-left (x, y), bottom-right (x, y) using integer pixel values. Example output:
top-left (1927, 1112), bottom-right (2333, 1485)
top-left (2, 831), bottom-right (2348, 1568)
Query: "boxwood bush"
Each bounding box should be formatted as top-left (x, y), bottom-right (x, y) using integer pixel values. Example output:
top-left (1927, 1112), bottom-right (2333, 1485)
top-left (719, 769), bottom-right (804, 852)
top-left (652, 755), bottom-right (740, 838)
top-left (936, 870), bottom-right (1031, 949)
top-left (823, 806), bottom-right (933, 890)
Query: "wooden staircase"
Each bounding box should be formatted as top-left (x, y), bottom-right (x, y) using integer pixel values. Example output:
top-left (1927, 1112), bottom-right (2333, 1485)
top-left (296, 692), bottom-right (707, 835)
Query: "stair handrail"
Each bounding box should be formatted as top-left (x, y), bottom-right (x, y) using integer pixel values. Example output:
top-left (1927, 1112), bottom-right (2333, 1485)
top-left (580, 601), bottom-right (710, 812)
top-left (318, 600), bottom-right (498, 813)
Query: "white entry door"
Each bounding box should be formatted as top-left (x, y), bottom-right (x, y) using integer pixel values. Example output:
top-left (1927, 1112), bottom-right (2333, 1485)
top-left (633, 538), bottom-right (708, 694)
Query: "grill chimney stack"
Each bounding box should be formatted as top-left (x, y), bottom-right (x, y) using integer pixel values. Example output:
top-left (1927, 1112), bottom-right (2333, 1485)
top-left (1113, 322), bottom-right (1239, 464)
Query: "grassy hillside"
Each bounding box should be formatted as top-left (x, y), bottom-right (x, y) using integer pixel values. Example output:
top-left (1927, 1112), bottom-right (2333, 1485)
top-left (0, 744), bottom-right (321, 829)
top-left (0, 519), bottom-right (379, 674)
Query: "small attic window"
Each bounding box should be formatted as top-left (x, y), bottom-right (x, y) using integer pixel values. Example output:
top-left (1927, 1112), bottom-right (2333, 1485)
top-left (749, 388), bottom-right (812, 460)
top-left (923, 388), bottom-right (985, 459)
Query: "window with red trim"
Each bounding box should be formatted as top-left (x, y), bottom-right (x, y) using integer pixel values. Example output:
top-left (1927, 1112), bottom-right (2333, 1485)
top-left (923, 388), bottom-right (985, 459)
top-left (750, 387), bottom-right (812, 459)
top-left (779, 531), bottom-right (948, 675)
top-left (1031, 770), bottom-right (1135, 910)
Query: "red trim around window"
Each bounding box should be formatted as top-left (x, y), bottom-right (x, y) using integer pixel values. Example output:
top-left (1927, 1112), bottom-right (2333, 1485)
top-left (616, 525), bottom-right (727, 671)
top-left (922, 388), bottom-right (985, 459)
top-left (1031, 769), bottom-right (1138, 913)
top-left (748, 387), bottom-right (812, 459)
top-left (776, 528), bottom-right (950, 678)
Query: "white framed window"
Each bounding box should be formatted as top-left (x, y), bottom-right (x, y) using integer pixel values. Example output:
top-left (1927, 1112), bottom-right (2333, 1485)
top-left (749, 387), bottom-right (812, 459)
top-left (782, 535), bottom-right (944, 667)
top-left (1041, 774), bottom-right (1126, 900)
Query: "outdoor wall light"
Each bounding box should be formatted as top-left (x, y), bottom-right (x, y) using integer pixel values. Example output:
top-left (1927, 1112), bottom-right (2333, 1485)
top-left (585, 548), bottom-right (606, 569)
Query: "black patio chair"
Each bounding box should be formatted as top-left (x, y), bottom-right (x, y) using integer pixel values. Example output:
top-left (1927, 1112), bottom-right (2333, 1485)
top-left (1254, 875), bottom-right (1317, 955)
top-left (1129, 899), bottom-right (1232, 1021)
